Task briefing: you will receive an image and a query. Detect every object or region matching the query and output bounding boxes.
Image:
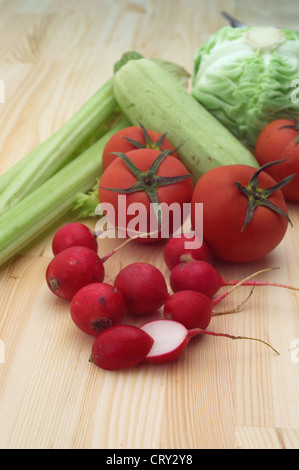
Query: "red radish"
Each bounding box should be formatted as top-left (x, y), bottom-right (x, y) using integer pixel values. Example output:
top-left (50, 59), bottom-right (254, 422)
top-left (140, 319), bottom-right (279, 364)
top-left (163, 233), bottom-right (210, 271)
top-left (163, 290), bottom-right (214, 330)
top-left (70, 283), bottom-right (126, 335)
top-left (46, 237), bottom-right (136, 300)
top-left (170, 261), bottom-right (299, 298)
top-left (52, 222), bottom-right (98, 255)
top-left (114, 262), bottom-right (170, 314)
top-left (163, 283), bottom-right (254, 331)
top-left (90, 324), bottom-right (154, 370)
top-left (46, 246), bottom-right (105, 300)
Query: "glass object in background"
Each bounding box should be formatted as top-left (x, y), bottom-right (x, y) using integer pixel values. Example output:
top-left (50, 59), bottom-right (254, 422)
top-left (232, 0), bottom-right (299, 30)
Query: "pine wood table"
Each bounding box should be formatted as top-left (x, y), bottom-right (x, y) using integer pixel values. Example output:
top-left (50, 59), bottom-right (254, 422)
top-left (0, 0), bottom-right (299, 449)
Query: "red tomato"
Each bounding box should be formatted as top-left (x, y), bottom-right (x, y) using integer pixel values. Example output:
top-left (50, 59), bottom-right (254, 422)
top-left (102, 125), bottom-right (178, 171)
top-left (190, 164), bottom-right (291, 263)
top-left (99, 149), bottom-right (193, 243)
top-left (255, 118), bottom-right (299, 202)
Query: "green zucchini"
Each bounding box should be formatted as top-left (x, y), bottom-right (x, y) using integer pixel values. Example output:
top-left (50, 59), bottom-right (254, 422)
top-left (113, 56), bottom-right (259, 182)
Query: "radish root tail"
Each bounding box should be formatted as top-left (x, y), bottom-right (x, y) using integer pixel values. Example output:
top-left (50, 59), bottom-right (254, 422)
top-left (212, 287), bottom-right (255, 316)
top-left (197, 328), bottom-right (280, 355)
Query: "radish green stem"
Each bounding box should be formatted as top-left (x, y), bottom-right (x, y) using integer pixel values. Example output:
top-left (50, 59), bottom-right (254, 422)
top-left (225, 278), bottom-right (299, 291)
top-left (212, 267), bottom-right (279, 305)
top-left (0, 78), bottom-right (120, 215)
top-left (0, 117), bottom-right (129, 266)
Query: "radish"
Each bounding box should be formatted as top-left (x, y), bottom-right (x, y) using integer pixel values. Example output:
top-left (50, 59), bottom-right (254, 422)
top-left (46, 237), bottom-right (135, 300)
top-left (90, 324), bottom-right (154, 370)
top-left (70, 283), bottom-right (126, 335)
top-left (140, 319), bottom-right (279, 364)
top-left (170, 261), bottom-right (299, 298)
top-left (164, 290), bottom-right (220, 330)
top-left (114, 262), bottom-right (169, 314)
top-left (163, 283), bottom-right (254, 331)
top-left (163, 233), bottom-right (210, 271)
top-left (46, 246), bottom-right (105, 300)
top-left (52, 222), bottom-right (98, 255)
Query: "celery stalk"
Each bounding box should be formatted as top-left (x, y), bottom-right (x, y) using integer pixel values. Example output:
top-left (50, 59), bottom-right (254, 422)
top-left (0, 78), bottom-right (120, 215)
top-left (0, 117), bottom-right (129, 266)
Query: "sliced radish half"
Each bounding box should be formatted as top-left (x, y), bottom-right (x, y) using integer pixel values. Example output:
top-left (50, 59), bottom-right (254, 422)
top-left (140, 319), bottom-right (197, 364)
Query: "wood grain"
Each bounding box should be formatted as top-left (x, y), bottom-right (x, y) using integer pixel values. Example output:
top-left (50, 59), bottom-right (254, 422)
top-left (0, 0), bottom-right (299, 449)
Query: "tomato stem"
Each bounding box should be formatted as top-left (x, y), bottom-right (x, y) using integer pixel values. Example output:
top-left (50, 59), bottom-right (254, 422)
top-left (121, 120), bottom-right (172, 152)
top-left (235, 160), bottom-right (295, 231)
top-left (99, 150), bottom-right (191, 232)
top-left (279, 116), bottom-right (299, 145)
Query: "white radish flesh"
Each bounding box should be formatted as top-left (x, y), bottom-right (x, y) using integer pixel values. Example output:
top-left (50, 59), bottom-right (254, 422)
top-left (140, 319), bottom-right (196, 364)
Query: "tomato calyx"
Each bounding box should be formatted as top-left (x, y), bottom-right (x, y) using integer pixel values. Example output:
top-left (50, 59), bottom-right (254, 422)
top-left (99, 150), bottom-right (191, 229)
top-left (279, 116), bottom-right (299, 144)
top-left (235, 160), bottom-right (295, 231)
top-left (121, 121), bottom-right (179, 154)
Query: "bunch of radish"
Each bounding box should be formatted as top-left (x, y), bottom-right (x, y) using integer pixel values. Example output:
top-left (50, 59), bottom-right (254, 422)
top-left (44, 222), bottom-right (291, 371)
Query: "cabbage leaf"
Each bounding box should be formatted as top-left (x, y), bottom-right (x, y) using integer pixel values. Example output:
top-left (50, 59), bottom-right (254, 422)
top-left (192, 26), bottom-right (299, 149)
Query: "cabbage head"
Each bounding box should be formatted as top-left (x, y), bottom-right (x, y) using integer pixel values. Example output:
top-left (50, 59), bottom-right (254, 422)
top-left (192, 26), bottom-right (299, 149)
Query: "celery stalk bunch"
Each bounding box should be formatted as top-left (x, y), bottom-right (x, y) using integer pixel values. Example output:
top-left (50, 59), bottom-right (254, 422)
top-left (0, 76), bottom-right (129, 266)
top-left (0, 119), bottom-right (128, 266)
top-left (0, 78), bottom-right (119, 215)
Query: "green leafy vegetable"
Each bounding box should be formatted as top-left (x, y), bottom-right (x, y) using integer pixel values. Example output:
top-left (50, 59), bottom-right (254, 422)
top-left (72, 181), bottom-right (100, 219)
top-left (192, 26), bottom-right (299, 149)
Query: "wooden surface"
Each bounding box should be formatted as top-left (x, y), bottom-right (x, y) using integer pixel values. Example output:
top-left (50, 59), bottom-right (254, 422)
top-left (1, 0), bottom-right (299, 450)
